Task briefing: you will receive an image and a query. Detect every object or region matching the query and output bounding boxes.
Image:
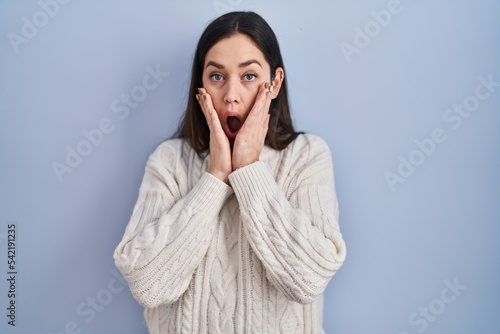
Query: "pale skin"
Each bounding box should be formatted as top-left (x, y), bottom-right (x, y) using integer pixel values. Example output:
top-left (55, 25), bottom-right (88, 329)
top-left (196, 33), bottom-right (284, 184)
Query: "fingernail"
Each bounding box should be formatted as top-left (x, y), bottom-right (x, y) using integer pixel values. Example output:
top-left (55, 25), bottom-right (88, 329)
top-left (198, 88), bottom-right (202, 93)
top-left (264, 82), bottom-right (270, 89)
top-left (195, 94), bottom-right (199, 101)
top-left (270, 85), bottom-right (274, 93)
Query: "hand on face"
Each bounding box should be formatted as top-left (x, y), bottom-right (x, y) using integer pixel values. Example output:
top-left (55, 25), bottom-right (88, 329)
top-left (231, 82), bottom-right (272, 170)
top-left (196, 87), bottom-right (232, 184)
top-left (196, 82), bottom-right (273, 183)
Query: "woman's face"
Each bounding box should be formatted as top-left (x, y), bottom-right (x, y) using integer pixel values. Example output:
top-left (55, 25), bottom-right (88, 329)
top-left (202, 33), bottom-right (279, 140)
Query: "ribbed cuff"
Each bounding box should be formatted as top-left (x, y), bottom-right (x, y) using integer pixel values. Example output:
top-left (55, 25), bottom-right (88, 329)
top-left (228, 161), bottom-right (277, 208)
top-left (186, 172), bottom-right (234, 216)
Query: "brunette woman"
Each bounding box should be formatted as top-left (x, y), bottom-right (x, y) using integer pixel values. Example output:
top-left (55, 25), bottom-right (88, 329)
top-left (114, 11), bottom-right (346, 333)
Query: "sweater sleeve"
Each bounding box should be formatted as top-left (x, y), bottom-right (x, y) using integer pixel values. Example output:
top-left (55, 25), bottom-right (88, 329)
top-left (113, 142), bottom-right (233, 308)
top-left (228, 135), bottom-right (346, 304)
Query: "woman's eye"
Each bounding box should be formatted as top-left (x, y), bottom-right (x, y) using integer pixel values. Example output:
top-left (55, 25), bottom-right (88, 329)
top-left (210, 74), bottom-right (224, 81)
top-left (244, 74), bottom-right (257, 81)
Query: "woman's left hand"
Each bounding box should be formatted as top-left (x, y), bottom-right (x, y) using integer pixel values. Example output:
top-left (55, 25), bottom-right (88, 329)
top-left (232, 82), bottom-right (272, 171)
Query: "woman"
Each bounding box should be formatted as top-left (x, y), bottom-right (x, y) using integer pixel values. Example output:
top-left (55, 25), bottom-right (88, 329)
top-left (114, 11), bottom-right (346, 333)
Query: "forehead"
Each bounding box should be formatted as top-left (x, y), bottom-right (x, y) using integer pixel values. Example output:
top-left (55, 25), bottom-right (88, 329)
top-left (204, 33), bottom-right (268, 67)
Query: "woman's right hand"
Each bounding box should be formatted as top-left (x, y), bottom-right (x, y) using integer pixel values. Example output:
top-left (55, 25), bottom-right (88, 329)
top-left (197, 88), bottom-right (232, 184)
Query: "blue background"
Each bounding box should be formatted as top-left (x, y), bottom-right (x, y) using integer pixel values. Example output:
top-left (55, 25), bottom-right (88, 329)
top-left (1, 1), bottom-right (499, 333)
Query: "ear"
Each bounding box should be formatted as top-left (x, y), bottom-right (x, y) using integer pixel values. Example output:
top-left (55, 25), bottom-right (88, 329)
top-left (269, 67), bottom-right (285, 99)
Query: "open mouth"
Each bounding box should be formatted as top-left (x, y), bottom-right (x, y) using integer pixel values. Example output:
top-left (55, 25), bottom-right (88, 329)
top-left (227, 116), bottom-right (242, 133)
top-left (224, 114), bottom-right (243, 139)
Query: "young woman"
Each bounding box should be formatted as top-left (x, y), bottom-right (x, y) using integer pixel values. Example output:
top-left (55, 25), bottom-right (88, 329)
top-left (114, 11), bottom-right (346, 333)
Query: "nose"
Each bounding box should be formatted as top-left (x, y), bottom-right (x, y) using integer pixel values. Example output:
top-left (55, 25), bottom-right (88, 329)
top-left (223, 78), bottom-right (241, 104)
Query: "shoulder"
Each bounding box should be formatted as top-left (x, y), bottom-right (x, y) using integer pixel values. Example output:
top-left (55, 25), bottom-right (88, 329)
top-left (140, 138), bottom-right (199, 187)
top-left (285, 133), bottom-right (332, 161)
top-left (144, 138), bottom-right (198, 174)
top-left (268, 134), bottom-right (335, 188)
top-left (287, 133), bottom-right (334, 175)
top-left (264, 133), bottom-right (334, 180)
top-left (150, 138), bottom-right (186, 162)
top-left (291, 133), bottom-right (330, 151)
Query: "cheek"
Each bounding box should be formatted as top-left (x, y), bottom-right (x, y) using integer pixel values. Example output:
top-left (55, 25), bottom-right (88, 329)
top-left (242, 90), bottom-right (258, 116)
top-left (202, 87), bottom-right (224, 121)
top-left (206, 88), bottom-right (222, 111)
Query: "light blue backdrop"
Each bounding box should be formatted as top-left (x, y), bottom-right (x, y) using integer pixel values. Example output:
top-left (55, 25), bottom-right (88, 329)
top-left (1, 1), bottom-right (499, 333)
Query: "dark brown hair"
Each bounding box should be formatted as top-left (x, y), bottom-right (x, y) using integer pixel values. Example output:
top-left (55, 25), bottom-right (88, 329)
top-left (174, 11), bottom-right (302, 155)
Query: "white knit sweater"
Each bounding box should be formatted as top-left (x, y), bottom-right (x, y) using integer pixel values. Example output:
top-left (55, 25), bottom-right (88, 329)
top-left (114, 133), bottom-right (346, 333)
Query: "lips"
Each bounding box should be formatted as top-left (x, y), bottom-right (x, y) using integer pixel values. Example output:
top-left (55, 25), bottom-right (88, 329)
top-left (224, 113), bottom-right (243, 139)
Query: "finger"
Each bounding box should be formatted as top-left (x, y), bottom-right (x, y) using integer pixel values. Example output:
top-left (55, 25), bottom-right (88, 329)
top-left (259, 82), bottom-right (273, 111)
top-left (197, 88), bottom-right (218, 131)
top-left (262, 113), bottom-right (270, 130)
top-left (260, 113), bottom-right (270, 139)
top-left (246, 83), bottom-right (273, 127)
top-left (260, 83), bottom-right (274, 119)
top-left (197, 88), bottom-right (227, 141)
top-left (196, 89), bottom-right (211, 128)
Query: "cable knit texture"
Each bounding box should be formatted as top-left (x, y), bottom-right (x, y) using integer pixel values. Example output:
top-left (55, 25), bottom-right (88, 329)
top-left (114, 134), bottom-right (346, 333)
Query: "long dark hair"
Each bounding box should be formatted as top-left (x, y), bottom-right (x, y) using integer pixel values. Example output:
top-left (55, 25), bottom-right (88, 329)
top-left (174, 11), bottom-right (302, 155)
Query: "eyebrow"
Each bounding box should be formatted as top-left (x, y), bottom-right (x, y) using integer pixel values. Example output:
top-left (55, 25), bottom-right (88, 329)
top-left (205, 59), bottom-right (262, 69)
